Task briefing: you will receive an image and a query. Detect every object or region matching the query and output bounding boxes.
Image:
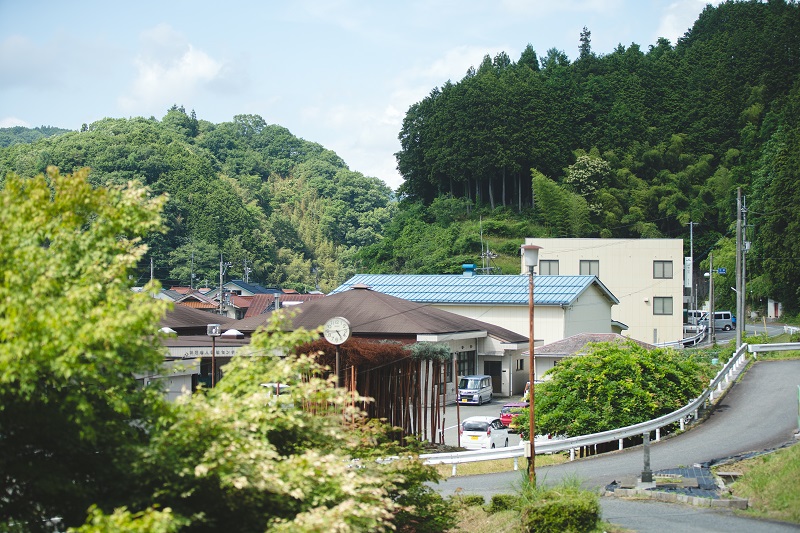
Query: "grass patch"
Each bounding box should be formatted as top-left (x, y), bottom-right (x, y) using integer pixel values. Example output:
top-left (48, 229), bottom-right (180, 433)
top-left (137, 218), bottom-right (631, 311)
top-left (725, 443), bottom-right (800, 524)
top-left (433, 452), bottom-right (569, 478)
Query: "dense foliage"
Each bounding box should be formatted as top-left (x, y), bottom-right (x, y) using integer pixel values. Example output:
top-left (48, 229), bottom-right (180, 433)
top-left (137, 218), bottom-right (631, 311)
top-left (517, 340), bottom-right (711, 438)
top-left (0, 169), bottom-right (453, 532)
top-left (0, 168), bottom-right (170, 528)
top-left (0, 109), bottom-right (394, 293)
top-left (385, 0), bottom-right (800, 312)
top-left (2, 2), bottom-right (799, 313)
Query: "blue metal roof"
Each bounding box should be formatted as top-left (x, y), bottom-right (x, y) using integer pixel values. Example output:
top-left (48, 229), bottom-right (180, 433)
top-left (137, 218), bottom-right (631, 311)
top-left (331, 274), bottom-right (619, 306)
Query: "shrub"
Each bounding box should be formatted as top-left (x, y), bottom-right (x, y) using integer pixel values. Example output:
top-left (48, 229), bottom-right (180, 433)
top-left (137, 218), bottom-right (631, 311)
top-left (487, 493), bottom-right (521, 513)
top-left (451, 494), bottom-right (486, 508)
top-left (520, 487), bottom-right (600, 533)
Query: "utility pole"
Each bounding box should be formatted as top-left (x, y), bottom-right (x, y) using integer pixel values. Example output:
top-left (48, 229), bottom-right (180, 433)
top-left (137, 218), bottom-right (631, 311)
top-left (709, 253), bottom-right (716, 344)
top-left (689, 221), bottom-right (699, 312)
top-left (736, 188), bottom-right (743, 347)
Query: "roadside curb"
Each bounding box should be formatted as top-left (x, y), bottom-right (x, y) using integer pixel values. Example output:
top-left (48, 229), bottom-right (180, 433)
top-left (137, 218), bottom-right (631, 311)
top-left (604, 486), bottom-right (748, 509)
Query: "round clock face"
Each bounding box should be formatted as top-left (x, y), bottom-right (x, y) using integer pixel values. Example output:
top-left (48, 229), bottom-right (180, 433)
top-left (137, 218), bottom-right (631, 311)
top-left (323, 316), bottom-right (351, 345)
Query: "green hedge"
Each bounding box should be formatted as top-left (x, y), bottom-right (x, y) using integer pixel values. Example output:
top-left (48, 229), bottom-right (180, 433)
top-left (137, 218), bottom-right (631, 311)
top-left (520, 488), bottom-right (600, 532)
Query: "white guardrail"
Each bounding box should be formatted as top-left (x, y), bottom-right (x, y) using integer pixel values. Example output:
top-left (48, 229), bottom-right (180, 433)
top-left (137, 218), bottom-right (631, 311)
top-left (655, 325), bottom-right (707, 349)
top-left (421, 343), bottom-right (750, 475)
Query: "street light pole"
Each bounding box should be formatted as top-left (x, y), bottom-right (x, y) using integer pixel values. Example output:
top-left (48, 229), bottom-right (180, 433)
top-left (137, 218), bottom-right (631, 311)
top-left (521, 244), bottom-right (541, 485)
top-left (207, 323), bottom-right (221, 387)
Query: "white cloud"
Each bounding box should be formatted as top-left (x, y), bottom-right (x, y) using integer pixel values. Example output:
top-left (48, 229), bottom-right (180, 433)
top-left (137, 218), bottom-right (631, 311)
top-left (119, 24), bottom-right (225, 116)
top-left (0, 116), bottom-right (30, 128)
top-left (656, 0), bottom-right (721, 45)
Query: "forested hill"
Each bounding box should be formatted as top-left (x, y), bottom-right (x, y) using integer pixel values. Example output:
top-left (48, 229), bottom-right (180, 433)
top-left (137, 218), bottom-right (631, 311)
top-left (0, 110), bottom-right (395, 293)
top-left (2, 1), bottom-right (799, 313)
top-left (369, 0), bottom-right (800, 313)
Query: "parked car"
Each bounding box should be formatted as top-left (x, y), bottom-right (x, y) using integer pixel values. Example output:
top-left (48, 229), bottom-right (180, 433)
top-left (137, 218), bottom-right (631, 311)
top-left (457, 374), bottom-right (493, 405)
top-left (698, 311), bottom-right (736, 331)
top-left (499, 402), bottom-right (528, 431)
top-left (460, 416), bottom-right (509, 450)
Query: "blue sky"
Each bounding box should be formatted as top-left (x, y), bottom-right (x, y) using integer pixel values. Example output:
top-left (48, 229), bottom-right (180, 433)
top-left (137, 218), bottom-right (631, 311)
top-left (0, 1), bottom-right (717, 190)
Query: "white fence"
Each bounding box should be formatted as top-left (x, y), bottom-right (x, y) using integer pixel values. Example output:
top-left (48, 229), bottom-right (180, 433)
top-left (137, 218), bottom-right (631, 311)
top-left (421, 343), bottom-right (749, 474)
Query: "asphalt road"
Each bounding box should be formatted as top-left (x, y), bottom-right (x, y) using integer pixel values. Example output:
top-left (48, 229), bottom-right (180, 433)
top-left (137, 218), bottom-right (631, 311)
top-left (434, 359), bottom-right (800, 532)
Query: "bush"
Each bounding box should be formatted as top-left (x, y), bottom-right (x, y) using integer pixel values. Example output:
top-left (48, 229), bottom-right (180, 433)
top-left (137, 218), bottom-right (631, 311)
top-left (487, 493), bottom-right (521, 513)
top-left (520, 487), bottom-right (600, 533)
top-left (451, 494), bottom-right (486, 508)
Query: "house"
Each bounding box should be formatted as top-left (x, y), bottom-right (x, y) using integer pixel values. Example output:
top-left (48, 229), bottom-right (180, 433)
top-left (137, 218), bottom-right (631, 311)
top-left (146, 305), bottom-right (243, 401)
top-left (243, 292), bottom-right (326, 318)
top-left (523, 238), bottom-right (684, 344)
top-left (330, 270), bottom-right (621, 346)
top-left (231, 285), bottom-right (529, 399)
top-left (526, 332), bottom-right (656, 381)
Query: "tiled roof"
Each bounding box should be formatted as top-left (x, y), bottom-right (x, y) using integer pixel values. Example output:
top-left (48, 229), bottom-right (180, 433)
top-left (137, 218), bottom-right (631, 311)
top-left (229, 287), bottom-right (527, 343)
top-left (243, 293), bottom-right (326, 318)
top-left (331, 274), bottom-right (618, 306)
top-left (527, 333), bottom-right (655, 357)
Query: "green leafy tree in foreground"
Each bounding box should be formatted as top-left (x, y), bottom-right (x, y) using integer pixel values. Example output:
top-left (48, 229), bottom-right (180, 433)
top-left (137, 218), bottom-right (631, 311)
top-left (0, 167), bottom-right (170, 530)
top-left (517, 340), bottom-right (711, 439)
top-left (119, 319), bottom-right (454, 532)
top-left (0, 167), bottom-right (454, 533)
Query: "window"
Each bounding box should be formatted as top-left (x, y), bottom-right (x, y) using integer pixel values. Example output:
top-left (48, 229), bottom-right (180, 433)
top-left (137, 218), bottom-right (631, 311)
top-left (539, 260), bottom-right (559, 275)
top-left (454, 351), bottom-right (475, 380)
top-left (515, 358), bottom-right (525, 371)
top-left (653, 297), bottom-right (673, 315)
top-left (653, 260), bottom-right (673, 279)
top-left (579, 260), bottom-right (599, 276)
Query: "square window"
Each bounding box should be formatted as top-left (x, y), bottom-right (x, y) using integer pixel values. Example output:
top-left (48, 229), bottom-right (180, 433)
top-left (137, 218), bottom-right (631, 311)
top-left (653, 297), bottom-right (673, 315)
top-left (580, 260), bottom-right (599, 276)
top-left (515, 358), bottom-right (525, 371)
top-left (653, 260), bottom-right (673, 279)
top-left (539, 260), bottom-right (559, 276)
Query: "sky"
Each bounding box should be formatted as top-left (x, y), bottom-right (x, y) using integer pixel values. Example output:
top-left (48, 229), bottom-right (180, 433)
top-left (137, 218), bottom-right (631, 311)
top-left (0, 0), bottom-right (718, 191)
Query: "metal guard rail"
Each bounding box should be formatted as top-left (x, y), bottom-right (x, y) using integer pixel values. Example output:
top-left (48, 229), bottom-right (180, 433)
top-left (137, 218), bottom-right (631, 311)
top-left (655, 325), bottom-right (707, 348)
top-left (421, 343), bottom-right (749, 472)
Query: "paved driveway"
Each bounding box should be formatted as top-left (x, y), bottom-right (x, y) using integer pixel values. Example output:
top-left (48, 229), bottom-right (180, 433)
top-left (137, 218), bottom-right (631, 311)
top-left (434, 359), bottom-right (800, 532)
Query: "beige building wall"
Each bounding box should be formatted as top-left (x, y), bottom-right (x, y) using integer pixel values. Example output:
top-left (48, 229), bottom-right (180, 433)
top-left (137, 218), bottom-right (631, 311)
top-left (432, 303), bottom-right (567, 346)
top-left (563, 287), bottom-right (616, 338)
top-left (524, 238), bottom-right (684, 344)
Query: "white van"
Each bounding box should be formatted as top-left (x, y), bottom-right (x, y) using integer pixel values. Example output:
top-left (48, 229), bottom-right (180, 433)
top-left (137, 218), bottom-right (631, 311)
top-left (686, 310), bottom-right (704, 325)
top-left (699, 311), bottom-right (736, 331)
top-left (458, 375), bottom-right (493, 405)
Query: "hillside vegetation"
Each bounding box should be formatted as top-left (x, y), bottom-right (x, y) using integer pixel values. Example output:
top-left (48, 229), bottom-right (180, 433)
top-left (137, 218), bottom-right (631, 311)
top-left (1, 1), bottom-right (799, 313)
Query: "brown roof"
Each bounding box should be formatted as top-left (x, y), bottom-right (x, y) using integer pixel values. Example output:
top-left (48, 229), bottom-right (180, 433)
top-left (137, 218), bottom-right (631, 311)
top-left (243, 293), bottom-right (326, 318)
top-left (161, 303), bottom-right (233, 335)
top-left (177, 301), bottom-right (218, 310)
top-left (230, 286), bottom-right (527, 343)
top-left (529, 333), bottom-right (655, 357)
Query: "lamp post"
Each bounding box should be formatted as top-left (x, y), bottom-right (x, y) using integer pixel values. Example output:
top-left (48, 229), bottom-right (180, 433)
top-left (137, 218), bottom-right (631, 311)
top-left (207, 323), bottom-right (221, 387)
top-left (521, 244), bottom-right (541, 485)
top-left (704, 252), bottom-right (715, 344)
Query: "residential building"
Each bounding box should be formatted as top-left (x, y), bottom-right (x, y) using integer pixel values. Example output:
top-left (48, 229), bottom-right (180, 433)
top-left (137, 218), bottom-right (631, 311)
top-left (523, 238), bottom-right (684, 344)
top-left (331, 271), bottom-right (621, 394)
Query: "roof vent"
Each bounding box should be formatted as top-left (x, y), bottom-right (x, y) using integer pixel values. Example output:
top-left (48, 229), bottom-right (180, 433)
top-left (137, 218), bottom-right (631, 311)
top-left (351, 283), bottom-right (371, 290)
top-left (462, 264), bottom-right (476, 277)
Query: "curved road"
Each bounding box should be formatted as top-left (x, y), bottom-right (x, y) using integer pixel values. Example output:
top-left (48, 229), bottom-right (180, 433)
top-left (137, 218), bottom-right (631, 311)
top-left (435, 359), bottom-right (800, 532)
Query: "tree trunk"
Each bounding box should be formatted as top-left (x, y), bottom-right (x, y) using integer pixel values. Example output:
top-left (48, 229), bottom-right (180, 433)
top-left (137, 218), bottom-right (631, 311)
top-left (502, 167), bottom-right (507, 207)
top-left (488, 176), bottom-right (495, 210)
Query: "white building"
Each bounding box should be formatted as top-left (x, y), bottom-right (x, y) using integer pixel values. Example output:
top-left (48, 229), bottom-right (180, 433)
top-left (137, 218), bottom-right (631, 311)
top-left (523, 238), bottom-right (684, 344)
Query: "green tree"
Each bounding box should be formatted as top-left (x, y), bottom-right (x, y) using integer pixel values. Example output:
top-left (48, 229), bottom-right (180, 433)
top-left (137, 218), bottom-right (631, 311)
top-left (0, 167), bottom-right (169, 530)
top-left (522, 340), bottom-right (710, 438)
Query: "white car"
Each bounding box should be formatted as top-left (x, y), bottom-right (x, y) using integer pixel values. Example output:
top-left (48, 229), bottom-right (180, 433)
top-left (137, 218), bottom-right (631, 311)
top-left (460, 416), bottom-right (509, 450)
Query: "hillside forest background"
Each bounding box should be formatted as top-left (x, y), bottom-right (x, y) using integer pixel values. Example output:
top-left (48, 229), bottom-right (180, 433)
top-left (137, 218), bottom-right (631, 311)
top-left (1, 0), bottom-right (799, 315)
